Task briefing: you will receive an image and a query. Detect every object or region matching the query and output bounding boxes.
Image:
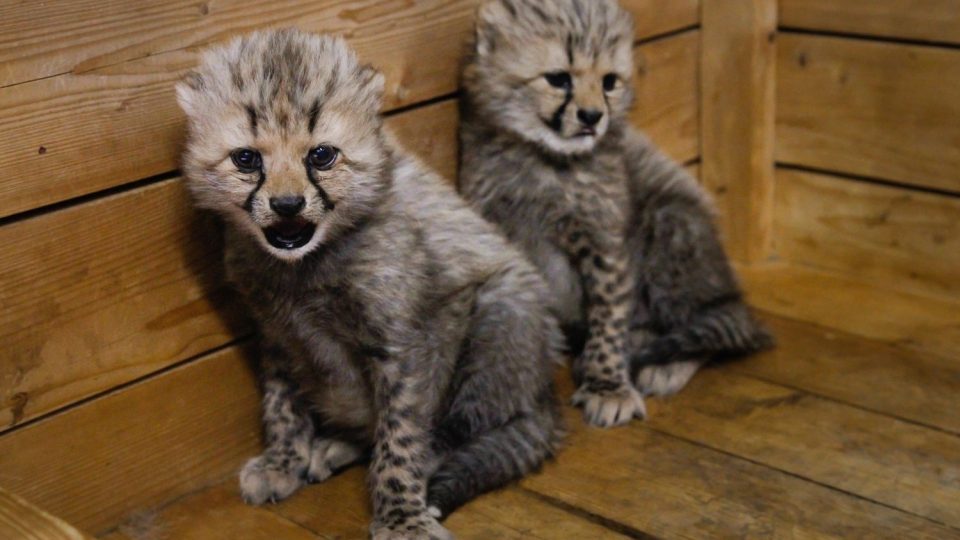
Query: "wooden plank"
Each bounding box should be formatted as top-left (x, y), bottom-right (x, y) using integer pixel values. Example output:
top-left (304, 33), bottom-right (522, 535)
top-left (701, 0), bottom-right (776, 262)
top-left (777, 34), bottom-right (960, 194)
top-left (0, 0), bottom-right (696, 221)
top-left (0, 5), bottom-right (471, 219)
top-left (0, 346), bottom-right (261, 535)
top-left (780, 0), bottom-right (960, 45)
top-left (521, 393), bottom-right (955, 539)
top-left (774, 168), bottom-right (960, 301)
top-left (739, 313), bottom-right (960, 435)
top-left (387, 99), bottom-right (459, 183)
top-left (630, 30), bottom-right (701, 165)
top-left (740, 262), bottom-right (960, 361)
top-left (621, 0), bottom-right (699, 39)
top-left (0, 177), bottom-right (243, 432)
top-left (0, 0), bottom-right (478, 92)
top-left (645, 368), bottom-right (960, 528)
top-left (100, 484), bottom-right (318, 540)
top-left (0, 101), bottom-right (456, 432)
top-left (0, 15), bottom-right (696, 221)
top-left (0, 0), bottom-right (694, 90)
top-left (270, 466), bottom-right (629, 540)
top-left (0, 488), bottom-right (92, 540)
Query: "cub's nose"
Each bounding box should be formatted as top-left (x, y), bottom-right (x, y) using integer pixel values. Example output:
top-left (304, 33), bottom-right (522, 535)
top-left (269, 195), bottom-right (306, 217)
top-left (577, 109), bottom-right (603, 127)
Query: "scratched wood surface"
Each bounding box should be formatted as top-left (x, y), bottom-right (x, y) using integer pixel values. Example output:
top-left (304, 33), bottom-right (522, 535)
top-left (87, 310), bottom-right (960, 538)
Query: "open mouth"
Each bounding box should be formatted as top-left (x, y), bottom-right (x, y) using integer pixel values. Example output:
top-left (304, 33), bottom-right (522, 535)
top-left (575, 128), bottom-right (597, 137)
top-left (263, 218), bottom-right (317, 250)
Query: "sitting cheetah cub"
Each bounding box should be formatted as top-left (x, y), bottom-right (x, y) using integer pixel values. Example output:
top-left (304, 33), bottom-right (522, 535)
top-left (459, 0), bottom-right (772, 427)
top-left (177, 29), bottom-right (562, 539)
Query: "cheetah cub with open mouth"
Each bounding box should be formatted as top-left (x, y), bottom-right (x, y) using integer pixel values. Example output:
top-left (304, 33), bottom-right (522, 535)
top-left (459, 0), bottom-right (772, 427)
top-left (178, 29), bottom-right (562, 539)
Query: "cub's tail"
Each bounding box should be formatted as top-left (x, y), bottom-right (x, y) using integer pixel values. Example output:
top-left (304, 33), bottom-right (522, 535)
top-left (629, 301), bottom-right (773, 380)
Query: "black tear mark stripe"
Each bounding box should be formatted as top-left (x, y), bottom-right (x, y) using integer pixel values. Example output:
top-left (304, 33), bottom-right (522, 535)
top-left (550, 85), bottom-right (573, 133)
top-left (246, 105), bottom-right (259, 137)
top-left (304, 159), bottom-right (336, 211)
top-left (243, 169), bottom-right (267, 211)
top-left (307, 99), bottom-right (322, 133)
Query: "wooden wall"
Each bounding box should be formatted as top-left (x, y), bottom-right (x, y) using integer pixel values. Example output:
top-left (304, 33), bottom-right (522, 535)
top-left (774, 8), bottom-right (960, 296)
top-left (0, 0), bottom-right (701, 533)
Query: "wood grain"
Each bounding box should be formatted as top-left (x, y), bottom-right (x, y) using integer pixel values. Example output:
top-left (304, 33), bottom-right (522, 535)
top-left (521, 388), bottom-right (954, 539)
top-left (645, 368), bottom-right (960, 528)
top-left (774, 168), bottom-right (960, 301)
top-left (100, 484), bottom-right (318, 540)
top-left (0, 488), bottom-right (92, 540)
top-left (0, 100), bottom-right (456, 433)
top-left (740, 262), bottom-right (960, 361)
top-left (777, 34), bottom-right (960, 193)
top-left (621, 0), bottom-right (699, 39)
top-left (0, 346), bottom-right (261, 535)
top-left (0, 0), bottom-right (478, 92)
top-left (0, 0), bottom-right (696, 90)
top-left (630, 30), bottom-right (700, 165)
top-left (0, 177), bottom-right (243, 432)
top-left (780, 0), bottom-right (960, 45)
top-left (270, 467), bottom-right (629, 539)
top-left (740, 313), bottom-right (960, 435)
top-left (700, 0), bottom-right (776, 262)
top-left (0, 5), bottom-right (467, 220)
top-left (0, 0), bottom-right (697, 220)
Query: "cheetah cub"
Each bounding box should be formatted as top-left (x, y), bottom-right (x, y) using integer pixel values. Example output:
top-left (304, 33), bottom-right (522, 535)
top-left (460, 0), bottom-right (772, 427)
top-left (177, 29), bottom-right (562, 539)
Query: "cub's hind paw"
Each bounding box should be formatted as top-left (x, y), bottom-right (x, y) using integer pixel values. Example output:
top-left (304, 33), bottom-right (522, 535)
top-left (307, 438), bottom-right (364, 483)
top-left (572, 381), bottom-right (646, 427)
top-left (635, 360), bottom-right (703, 397)
top-left (371, 514), bottom-right (453, 540)
top-left (239, 455), bottom-right (304, 505)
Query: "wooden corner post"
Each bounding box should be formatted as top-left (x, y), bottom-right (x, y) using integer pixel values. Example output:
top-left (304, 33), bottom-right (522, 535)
top-left (701, 0), bottom-right (777, 263)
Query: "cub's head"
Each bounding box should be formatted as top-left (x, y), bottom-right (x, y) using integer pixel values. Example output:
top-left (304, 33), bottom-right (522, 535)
top-left (177, 29), bottom-right (388, 262)
top-left (464, 0), bottom-right (634, 156)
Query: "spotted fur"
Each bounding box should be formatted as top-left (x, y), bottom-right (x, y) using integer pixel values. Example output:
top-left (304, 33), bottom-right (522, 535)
top-left (178, 29), bottom-right (562, 538)
top-left (459, 0), bottom-right (773, 426)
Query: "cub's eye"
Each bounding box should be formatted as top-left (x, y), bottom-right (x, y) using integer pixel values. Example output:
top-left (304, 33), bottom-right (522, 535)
top-left (544, 72), bottom-right (572, 90)
top-left (603, 73), bottom-right (618, 92)
top-left (230, 148), bottom-right (262, 172)
top-left (308, 145), bottom-right (339, 170)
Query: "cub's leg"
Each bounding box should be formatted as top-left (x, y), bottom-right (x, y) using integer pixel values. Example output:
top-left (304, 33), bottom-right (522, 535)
top-left (561, 221), bottom-right (645, 427)
top-left (368, 358), bottom-right (452, 540)
top-left (239, 343), bottom-right (313, 504)
top-left (426, 270), bottom-right (561, 516)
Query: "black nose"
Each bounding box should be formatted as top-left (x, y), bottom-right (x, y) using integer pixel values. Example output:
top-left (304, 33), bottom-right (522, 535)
top-left (577, 109), bottom-right (603, 127)
top-left (269, 195), bottom-right (306, 217)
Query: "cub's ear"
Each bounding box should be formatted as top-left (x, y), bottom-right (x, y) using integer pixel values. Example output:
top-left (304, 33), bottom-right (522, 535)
top-left (175, 71), bottom-right (205, 118)
top-left (357, 64), bottom-right (385, 111)
top-left (475, 0), bottom-right (509, 56)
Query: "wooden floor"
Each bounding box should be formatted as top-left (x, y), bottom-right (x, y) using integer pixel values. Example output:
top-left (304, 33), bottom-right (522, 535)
top-left (98, 307), bottom-right (960, 539)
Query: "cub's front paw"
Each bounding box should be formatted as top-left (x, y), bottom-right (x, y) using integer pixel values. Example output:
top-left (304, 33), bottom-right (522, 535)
top-left (239, 455), bottom-right (304, 505)
top-left (572, 380), bottom-right (646, 427)
top-left (371, 515), bottom-right (454, 540)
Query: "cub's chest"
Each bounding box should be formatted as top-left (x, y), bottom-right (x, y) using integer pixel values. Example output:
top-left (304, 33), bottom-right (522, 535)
top-left (554, 164), bottom-right (630, 229)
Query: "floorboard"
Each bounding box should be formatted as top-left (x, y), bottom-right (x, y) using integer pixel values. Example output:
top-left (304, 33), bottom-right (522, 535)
top-left (94, 305), bottom-right (960, 540)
